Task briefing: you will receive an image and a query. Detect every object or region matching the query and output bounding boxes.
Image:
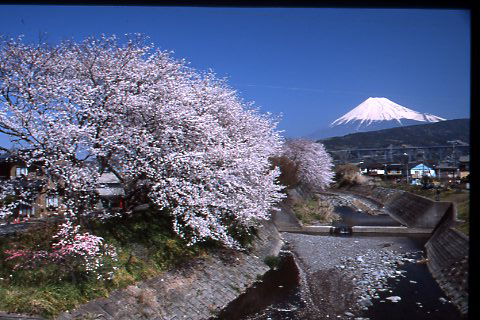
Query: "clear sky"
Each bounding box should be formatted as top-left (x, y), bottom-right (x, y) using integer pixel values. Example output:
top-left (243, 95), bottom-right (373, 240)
top-left (0, 5), bottom-right (471, 141)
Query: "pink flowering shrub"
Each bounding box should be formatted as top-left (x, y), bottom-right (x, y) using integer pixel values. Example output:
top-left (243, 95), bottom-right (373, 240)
top-left (4, 221), bottom-right (117, 282)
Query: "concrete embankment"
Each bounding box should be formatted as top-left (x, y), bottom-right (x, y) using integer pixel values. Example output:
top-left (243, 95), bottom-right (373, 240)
top-left (425, 218), bottom-right (469, 315)
top-left (56, 220), bottom-right (283, 320)
top-left (338, 185), bottom-right (451, 228)
top-left (336, 185), bottom-right (469, 316)
top-left (281, 225), bottom-right (433, 234)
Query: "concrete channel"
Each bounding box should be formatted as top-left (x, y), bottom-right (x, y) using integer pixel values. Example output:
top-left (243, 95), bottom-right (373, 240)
top-left (270, 185), bottom-right (468, 319)
top-left (279, 225), bottom-right (433, 234)
top-left (0, 186), bottom-right (468, 319)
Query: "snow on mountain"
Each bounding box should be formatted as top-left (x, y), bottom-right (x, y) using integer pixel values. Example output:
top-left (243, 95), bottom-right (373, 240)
top-left (330, 97), bottom-right (445, 128)
top-left (307, 97), bottom-right (446, 140)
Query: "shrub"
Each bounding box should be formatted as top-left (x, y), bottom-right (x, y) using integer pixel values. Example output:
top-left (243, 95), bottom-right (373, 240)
top-left (334, 163), bottom-right (366, 187)
top-left (4, 221), bottom-right (117, 283)
top-left (292, 196), bottom-right (339, 225)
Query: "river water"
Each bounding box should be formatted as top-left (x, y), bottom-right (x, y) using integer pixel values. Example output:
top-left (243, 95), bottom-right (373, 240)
top-left (333, 206), bottom-right (401, 227)
top-left (214, 236), bottom-right (463, 320)
top-left (213, 206), bottom-right (465, 320)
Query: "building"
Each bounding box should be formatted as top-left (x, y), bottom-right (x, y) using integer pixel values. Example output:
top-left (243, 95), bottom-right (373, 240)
top-left (95, 171), bottom-right (126, 210)
top-left (458, 155), bottom-right (470, 179)
top-left (358, 162), bottom-right (406, 182)
top-left (1, 153), bottom-right (125, 222)
top-left (0, 153), bottom-right (56, 221)
top-left (436, 163), bottom-right (458, 182)
top-left (410, 164), bottom-right (436, 178)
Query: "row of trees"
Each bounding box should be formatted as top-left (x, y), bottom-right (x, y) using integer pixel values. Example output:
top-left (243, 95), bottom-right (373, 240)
top-left (0, 35), bottom-right (333, 255)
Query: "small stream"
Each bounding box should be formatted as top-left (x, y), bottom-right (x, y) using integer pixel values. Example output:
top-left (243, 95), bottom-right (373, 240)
top-left (362, 248), bottom-right (463, 320)
top-left (333, 206), bottom-right (401, 227)
top-left (212, 252), bottom-right (304, 320)
top-left (213, 237), bottom-right (464, 320)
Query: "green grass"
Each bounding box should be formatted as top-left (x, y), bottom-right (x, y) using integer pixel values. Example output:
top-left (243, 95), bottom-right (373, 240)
top-left (0, 281), bottom-right (109, 318)
top-left (0, 210), bottom-right (208, 318)
top-left (292, 197), bottom-right (339, 225)
top-left (264, 255), bottom-right (281, 270)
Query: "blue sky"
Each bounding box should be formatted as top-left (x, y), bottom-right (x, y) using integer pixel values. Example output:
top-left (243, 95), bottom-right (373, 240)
top-left (0, 5), bottom-right (471, 142)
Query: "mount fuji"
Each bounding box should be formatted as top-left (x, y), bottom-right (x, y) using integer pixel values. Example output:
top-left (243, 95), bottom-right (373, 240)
top-left (308, 97), bottom-right (446, 140)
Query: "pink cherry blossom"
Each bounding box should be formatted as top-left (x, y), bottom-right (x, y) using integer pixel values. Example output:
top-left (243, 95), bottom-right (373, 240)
top-left (0, 35), bottom-right (286, 248)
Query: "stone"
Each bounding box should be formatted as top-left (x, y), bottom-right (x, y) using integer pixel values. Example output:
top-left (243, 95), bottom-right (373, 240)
top-left (358, 298), bottom-right (373, 307)
top-left (385, 296), bottom-right (401, 302)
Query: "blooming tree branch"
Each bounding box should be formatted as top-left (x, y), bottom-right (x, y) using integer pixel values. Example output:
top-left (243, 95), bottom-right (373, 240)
top-left (281, 139), bottom-right (334, 192)
top-left (0, 34), bottom-right (285, 248)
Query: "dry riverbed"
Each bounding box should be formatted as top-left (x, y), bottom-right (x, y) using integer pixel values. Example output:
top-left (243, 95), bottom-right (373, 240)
top-left (282, 233), bottom-right (429, 319)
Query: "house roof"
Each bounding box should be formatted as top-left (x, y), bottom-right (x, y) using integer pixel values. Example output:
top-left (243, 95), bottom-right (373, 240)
top-left (98, 172), bottom-right (121, 184)
top-left (361, 162), bottom-right (406, 169)
top-left (97, 186), bottom-right (125, 197)
top-left (411, 164), bottom-right (433, 171)
top-left (436, 163), bottom-right (457, 170)
top-left (96, 171), bottom-right (125, 197)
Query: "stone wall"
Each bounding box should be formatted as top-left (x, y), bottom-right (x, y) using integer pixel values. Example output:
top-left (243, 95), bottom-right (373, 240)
top-left (340, 185), bottom-right (453, 229)
top-left (338, 185), bottom-right (469, 316)
top-left (384, 193), bottom-right (453, 228)
top-left (425, 219), bottom-right (469, 316)
top-left (342, 185), bottom-right (403, 204)
top-left (57, 220), bottom-right (283, 320)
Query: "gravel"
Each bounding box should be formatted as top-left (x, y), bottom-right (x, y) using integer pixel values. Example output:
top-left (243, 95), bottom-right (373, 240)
top-left (315, 192), bottom-right (384, 214)
top-left (282, 233), bottom-right (426, 319)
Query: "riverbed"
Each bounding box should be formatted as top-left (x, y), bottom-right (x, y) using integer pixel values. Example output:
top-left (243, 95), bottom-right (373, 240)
top-left (214, 233), bottom-right (464, 320)
top-left (333, 205), bottom-right (401, 228)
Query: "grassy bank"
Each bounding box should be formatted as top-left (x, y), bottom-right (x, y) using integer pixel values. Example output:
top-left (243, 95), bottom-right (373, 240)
top-left (292, 195), bottom-right (340, 225)
top-left (0, 210), bottom-right (207, 318)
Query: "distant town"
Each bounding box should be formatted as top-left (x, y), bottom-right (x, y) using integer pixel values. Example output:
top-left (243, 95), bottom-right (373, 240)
top-left (330, 142), bottom-right (470, 188)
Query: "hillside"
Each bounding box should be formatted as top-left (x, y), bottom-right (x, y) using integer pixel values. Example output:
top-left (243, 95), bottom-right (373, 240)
top-left (318, 118), bottom-right (469, 151)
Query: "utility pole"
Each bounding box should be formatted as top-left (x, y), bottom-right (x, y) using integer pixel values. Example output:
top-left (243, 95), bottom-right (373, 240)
top-left (447, 140), bottom-right (458, 180)
top-left (404, 152), bottom-right (409, 184)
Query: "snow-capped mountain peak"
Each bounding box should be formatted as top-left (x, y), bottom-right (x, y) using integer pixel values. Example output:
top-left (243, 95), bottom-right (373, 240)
top-left (330, 97), bottom-right (445, 128)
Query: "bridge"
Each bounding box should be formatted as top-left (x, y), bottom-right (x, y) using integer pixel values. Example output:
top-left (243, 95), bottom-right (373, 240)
top-left (328, 144), bottom-right (469, 163)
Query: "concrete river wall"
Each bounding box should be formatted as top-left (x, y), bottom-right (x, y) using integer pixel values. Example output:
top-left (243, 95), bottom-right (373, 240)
top-left (56, 221), bottom-right (283, 320)
top-left (425, 218), bottom-right (469, 315)
top-left (341, 185), bottom-right (469, 316)
top-left (2, 185), bottom-right (467, 319)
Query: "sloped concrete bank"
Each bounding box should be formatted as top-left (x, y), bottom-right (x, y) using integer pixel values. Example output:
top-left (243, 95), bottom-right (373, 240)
top-left (337, 185), bottom-right (469, 316)
top-left (425, 219), bottom-right (469, 315)
top-left (56, 220), bottom-right (283, 320)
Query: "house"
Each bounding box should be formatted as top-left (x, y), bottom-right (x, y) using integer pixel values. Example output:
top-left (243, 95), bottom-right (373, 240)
top-left (384, 163), bottom-right (404, 179)
top-left (95, 171), bottom-right (125, 210)
top-left (436, 163), bottom-right (458, 181)
top-left (1, 153), bottom-right (126, 222)
top-left (362, 163), bottom-right (386, 177)
top-left (458, 155), bottom-right (470, 179)
top-left (409, 163), bottom-right (436, 185)
top-left (0, 153), bottom-right (57, 221)
top-left (359, 162), bottom-right (406, 182)
top-left (0, 153), bottom-right (42, 180)
top-left (410, 164), bottom-right (436, 179)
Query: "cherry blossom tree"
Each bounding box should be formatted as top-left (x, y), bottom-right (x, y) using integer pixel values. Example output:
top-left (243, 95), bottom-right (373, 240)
top-left (4, 220), bottom-right (117, 281)
top-left (280, 139), bottom-right (334, 191)
top-left (0, 35), bottom-right (285, 248)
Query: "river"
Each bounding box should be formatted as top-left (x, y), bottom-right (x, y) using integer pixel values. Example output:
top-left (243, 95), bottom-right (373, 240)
top-left (213, 203), bottom-right (465, 319)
